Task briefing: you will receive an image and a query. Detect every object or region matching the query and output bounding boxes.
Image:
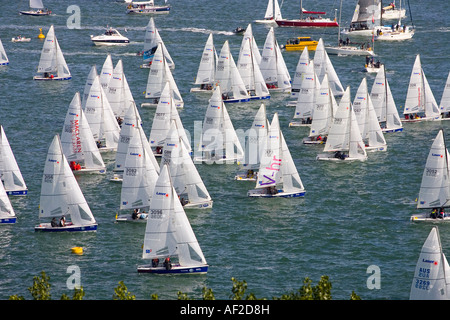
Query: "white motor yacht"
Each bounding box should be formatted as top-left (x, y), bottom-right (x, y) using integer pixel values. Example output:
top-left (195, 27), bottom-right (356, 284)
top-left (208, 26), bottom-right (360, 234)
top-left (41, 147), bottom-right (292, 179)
top-left (90, 28), bottom-right (130, 46)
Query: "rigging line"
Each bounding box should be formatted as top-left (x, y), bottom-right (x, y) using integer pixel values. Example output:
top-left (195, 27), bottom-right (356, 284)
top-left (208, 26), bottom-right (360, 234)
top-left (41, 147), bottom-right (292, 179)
top-left (406, 0), bottom-right (414, 28)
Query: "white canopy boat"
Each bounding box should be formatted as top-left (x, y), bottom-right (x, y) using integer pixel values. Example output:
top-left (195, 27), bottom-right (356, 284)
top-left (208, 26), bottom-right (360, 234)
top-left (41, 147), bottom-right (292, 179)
top-left (162, 120), bottom-right (213, 209)
top-left (116, 121), bottom-right (159, 222)
top-left (255, 0), bottom-right (282, 24)
top-left (353, 77), bottom-right (387, 152)
top-left (137, 164), bottom-right (208, 274)
top-left (33, 25), bottom-right (71, 80)
top-left (90, 27), bottom-right (130, 46)
top-left (370, 64), bottom-right (403, 132)
top-left (439, 71), bottom-right (450, 120)
top-left (142, 43), bottom-right (183, 108)
top-left (235, 104), bottom-right (269, 181)
top-left (410, 227), bottom-right (450, 299)
top-left (35, 134), bottom-right (98, 232)
top-left (0, 179), bottom-right (16, 224)
top-left (403, 54), bottom-right (441, 122)
top-left (193, 86), bottom-right (244, 164)
top-left (0, 125), bottom-right (28, 195)
top-left (126, 0), bottom-right (170, 15)
top-left (248, 113), bottom-right (305, 198)
top-left (313, 38), bottom-right (344, 97)
top-left (139, 17), bottom-right (174, 69)
top-left (19, 0), bottom-right (51, 16)
top-left (0, 39), bottom-right (9, 66)
top-left (61, 92), bottom-right (106, 175)
top-left (148, 82), bottom-right (191, 157)
top-left (214, 40), bottom-right (250, 103)
top-left (259, 27), bottom-right (291, 93)
top-left (317, 86), bottom-right (368, 161)
top-left (411, 130), bottom-right (450, 222)
top-left (190, 33), bottom-right (217, 93)
top-left (105, 59), bottom-right (135, 119)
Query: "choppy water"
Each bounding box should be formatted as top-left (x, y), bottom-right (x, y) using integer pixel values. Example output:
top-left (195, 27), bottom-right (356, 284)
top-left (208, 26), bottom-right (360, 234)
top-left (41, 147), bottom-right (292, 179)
top-left (0, 0), bottom-right (449, 300)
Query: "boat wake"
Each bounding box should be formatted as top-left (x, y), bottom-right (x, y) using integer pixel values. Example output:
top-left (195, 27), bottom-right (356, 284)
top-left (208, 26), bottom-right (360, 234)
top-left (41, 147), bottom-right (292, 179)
top-left (162, 27), bottom-right (234, 36)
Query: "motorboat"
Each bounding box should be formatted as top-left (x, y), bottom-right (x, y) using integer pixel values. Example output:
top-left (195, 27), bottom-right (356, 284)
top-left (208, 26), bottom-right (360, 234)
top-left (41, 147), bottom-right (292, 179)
top-left (281, 37), bottom-right (318, 51)
top-left (126, 1), bottom-right (170, 14)
top-left (90, 28), bottom-right (130, 46)
top-left (11, 35), bottom-right (31, 43)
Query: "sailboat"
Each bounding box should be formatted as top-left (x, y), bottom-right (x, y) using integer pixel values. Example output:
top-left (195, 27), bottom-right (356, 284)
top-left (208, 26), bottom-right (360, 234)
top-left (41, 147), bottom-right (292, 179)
top-left (0, 179), bottom-right (16, 224)
top-left (376, 0), bottom-right (414, 40)
top-left (313, 38), bottom-right (344, 97)
top-left (215, 40), bottom-right (250, 103)
top-left (162, 120), bottom-right (213, 209)
top-left (248, 113), bottom-right (306, 198)
top-left (137, 164), bottom-right (208, 274)
top-left (302, 74), bottom-right (338, 144)
top-left (105, 59), bottom-right (135, 119)
top-left (81, 65), bottom-right (98, 109)
top-left (237, 36), bottom-right (270, 100)
top-left (83, 74), bottom-right (121, 153)
top-left (410, 227), bottom-right (450, 299)
top-left (60, 92), bottom-right (106, 174)
top-left (382, 0), bottom-right (406, 20)
top-left (35, 134), bottom-right (98, 232)
top-left (116, 121), bottom-right (159, 222)
top-left (99, 54), bottom-right (113, 91)
top-left (411, 130), bottom-right (450, 222)
top-left (0, 39), bottom-right (9, 66)
top-left (142, 43), bottom-right (183, 108)
top-left (370, 64), bottom-right (403, 132)
top-left (275, 0), bottom-right (339, 27)
top-left (289, 60), bottom-right (319, 127)
top-left (353, 78), bottom-right (387, 152)
top-left (0, 126), bottom-right (28, 195)
top-left (255, 0), bottom-right (282, 24)
top-left (148, 82), bottom-right (191, 157)
top-left (194, 86), bottom-right (244, 164)
top-left (403, 54), bottom-right (441, 122)
top-left (341, 0), bottom-right (390, 37)
top-left (235, 104), bottom-right (269, 181)
top-left (439, 71), bottom-right (450, 120)
top-left (138, 17), bottom-right (174, 69)
top-left (317, 86), bottom-right (368, 161)
top-left (190, 33), bottom-right (217, 93)
top-left (33, 25), bottom-right (71, 80)
top-left (288, 47), bottom-right (310, 106)
top-left (19, 0), bottom-right (51, 16)
top-left (259, 27), bottom-right (291, 93)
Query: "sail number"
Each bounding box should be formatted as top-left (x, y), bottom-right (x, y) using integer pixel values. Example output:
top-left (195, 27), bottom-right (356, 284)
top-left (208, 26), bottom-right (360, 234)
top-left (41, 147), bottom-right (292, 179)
top-left (414, 267), bottom-right (431, 291)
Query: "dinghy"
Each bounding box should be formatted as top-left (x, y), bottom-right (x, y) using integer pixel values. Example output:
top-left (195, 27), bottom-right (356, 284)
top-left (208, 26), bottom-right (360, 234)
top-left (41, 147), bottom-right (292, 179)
top-left (403, 54), bottom-right (441, 122)
top-left (162, 121), bottom-right (213, 209)
top-left (194, 86), bottom-right (244, 164)
top-left (370, 64), bottom-right (403, 132)
top-left (116, 121), bottom-right (159, 222)
top-left (254, 0), bottom-right (282, 24)
top-left (33, 25), bottom-right (71, 80)
top-left (411, 130), bottom-right (450, 222)
top-left (61, 92), bottom-right (106, 174)
top-left (0, 179), bottom-right (16, 224)
top-left (139, 17), bottom-right (174, 69)
top-left (0, 39), bottom-right (9, 66)
top-left (248, 113), bottom-right (305, 198)
top-left (214, 40), bottom-right (250, 103)
top-left (313, 38), bottom-right (344, 97)
top-left (142, 43), bottom-right (183, 108)
top-left (439, 71), bottom-right (450, 120)
top-left (148, 82), bottom-right (191, 157)
top-left (235, 104), bottom-right (269, 181)
top-left (317, 87), bottom-right (368, 161)
top-left (410, 227), bottom-right (450, 299)
top-left (35, 135), bottom-right (97, 232)
top-left (19, 0), bottom-right (51, 16)
top-left (105, 59), bottom-right (135, 119)
top-left (190, 33), bottom-right (217, 93)
top-left (259, 27), bottom-right (291, 93)
top-left (137, 164), bottom-right (208, 274)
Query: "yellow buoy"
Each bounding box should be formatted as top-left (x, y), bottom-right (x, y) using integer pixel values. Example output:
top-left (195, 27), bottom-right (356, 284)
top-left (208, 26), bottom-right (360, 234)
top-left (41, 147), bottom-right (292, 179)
top-left (71, 247), bottom-right (83, 255)
top-left (38, 28), bottom-right (45, 39)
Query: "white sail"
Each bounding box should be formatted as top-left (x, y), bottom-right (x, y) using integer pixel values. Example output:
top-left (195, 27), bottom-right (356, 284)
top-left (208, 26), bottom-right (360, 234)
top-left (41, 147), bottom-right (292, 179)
top-left (370, 65), bottom-right (403, 132)
top-left (308, 74), bottom-right (336, 138)
top-left (259, 27), bottom-right (291, 92)
top-left (39, 134), bottom-right (97, 227)
top-left (0, 126), bottom-right (27, 195)
top-left (423, 72), bottom-right (441, 119)
top-left (149, 82), bottom-right (190, 152)
top-left (314, 39), bottom-right (344, 96)
top-left (292, 61), bottom-right (317, 122)
top-left (417, 130), bottom-right (450, 209)
top-left (195, 86), bottom-right (244, 163)
top-left (265, 0), bottom-right (282, 20)
top-left (142, 164), bottom-right (208, 268)
top-left (0, 178), bottom-right (15, 222)
top-left (410, 227), bottom-right (450, 300)
top-left (440, 72), bottom-right (450, 115)
top-left (162, 121), bottom-right (212, 208)
top-left (120, 124), bottom-right (159, 210)
top-left (244, 103), bottom-right (269, 168)
top-left (290, 47), bottom-right (310, 100)
top-left (84, 75), bottom-right (121, 152)
top-left (193, 33), bottom-right (217, 87)
top-left (99, 54), bottom-right (113, 90)
top-left (61, 92), bottom-right (106, 173)
top-left (142, 17), bottom-right (174, 68)
top-left (239, 24), bottom-right (262, 66)
top-left (30, 0), bottom-right (44, 9)
top-left (81, 65), bottom-right (98, 109)
top-left (0, 39), bottom-right (9, 65)
top-left (280, 129), bottom-right (305, 194)
top-left (106, 59), bottom-right (135, 118)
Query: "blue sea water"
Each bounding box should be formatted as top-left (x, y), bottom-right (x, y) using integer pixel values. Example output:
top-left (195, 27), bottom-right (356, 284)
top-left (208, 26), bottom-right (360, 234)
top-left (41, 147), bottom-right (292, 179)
top-left (0, 0), bottom-right (449, 300)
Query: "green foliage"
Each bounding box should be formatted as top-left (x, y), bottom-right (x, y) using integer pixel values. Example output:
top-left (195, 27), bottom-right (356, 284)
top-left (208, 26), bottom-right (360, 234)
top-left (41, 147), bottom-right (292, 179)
top-left (350, 291), bottom-right (361, 300)
top-left (113, 281), bottom-right (135, 300)
top-left (275, 276), bottom-right (332, 300)
top-left (230, 277), bottom-right (257, 300)
top-left (28, 271), bottom-right (52, 300)
top-left (202, 287), bottom-right (215, 300)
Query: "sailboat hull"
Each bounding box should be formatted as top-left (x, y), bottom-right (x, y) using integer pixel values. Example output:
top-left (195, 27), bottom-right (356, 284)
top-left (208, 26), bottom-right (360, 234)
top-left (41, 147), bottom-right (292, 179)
top-left (382, 127), bottom-right (403, 133)
top-left (275, 20), bottom-right (338, 27)
top-left (0, 217), bottom-right (16, 224)
top-left (34, 223), bottom-right (98, 232)
top-left (115, 214), bottom-right (148, 223)
top-left (316, 153), bottom-right (367, 161)
top-left (7, 190), bottom-right (27, 196)
top-left (183, 200), bottom-right (213, 209)
top-left (247, 188), bottom-right (305, 198)
top-left (19, 10), bottom-right (51, 16)
top-left (411, 213), bottom-right (450, 222)
top-left (137, 265), bottom-right (208, 274)
top-left (33, 75), bottom-right (72, 81)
